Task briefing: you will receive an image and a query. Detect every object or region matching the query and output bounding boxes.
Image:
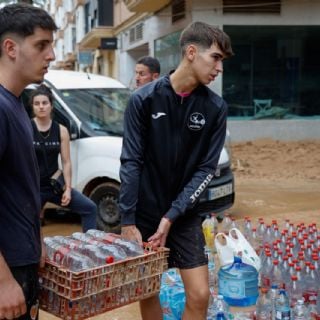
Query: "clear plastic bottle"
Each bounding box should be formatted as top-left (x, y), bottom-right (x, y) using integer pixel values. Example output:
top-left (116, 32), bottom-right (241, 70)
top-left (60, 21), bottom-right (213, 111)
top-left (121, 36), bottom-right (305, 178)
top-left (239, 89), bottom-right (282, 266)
top-left (215, 311), bottom-right (228, 320)
top-left (256, 287), bottom-right (272, 320)
top-left (221, 213), bottom-right (232, 235)
top-left (292, 298), bottom-right (310, 320)
top-left (257, 220), bottom-right (266, 247)
top-left (43, 237), bottom-right (71, 265)
top-left (260, 251), bottom-right (273, 289)
top-left (72, 232), bottom-right (127, 261)
top-left (77, 244), bottom-right (115, 265)
top-left (86, 230), bottom-right (144, 256)
top-left (268, 284), bottom-right (279, 320)
top-left (205, 246), bottom-right (216, 300)
top-left (270, 260), bottom-right (285, 290)
top-left (62, 251), bottom-right (95, 271)
top-left (275, 289), bottom-right (291, 320)
top-left (303, 264), bottom-right (319, 305)
top-left (289, 275), bottom-right (303, 308)
top-left (209, 295), bottom-right (229, 319)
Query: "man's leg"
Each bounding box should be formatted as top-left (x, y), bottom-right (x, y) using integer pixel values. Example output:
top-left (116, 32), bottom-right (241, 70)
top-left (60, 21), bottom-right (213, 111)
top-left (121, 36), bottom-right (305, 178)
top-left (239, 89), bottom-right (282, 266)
top-left (180, 265), bottom-right (210, 320)
top-left (139, 294), bottom-right (162, 320)
top-left (68, 189), bottom-right (97, 232)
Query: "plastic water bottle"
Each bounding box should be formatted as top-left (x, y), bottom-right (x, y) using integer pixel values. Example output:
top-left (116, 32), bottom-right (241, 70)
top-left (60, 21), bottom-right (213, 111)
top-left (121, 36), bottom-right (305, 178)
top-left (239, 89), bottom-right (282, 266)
top-left (202, 215), bottom-right (215, 251)
top-left (303, 264), bottom-right (319, 304)
top-left (215, 311), bottom-right (227, 320)
top-left (86, 230), bottom-right (144, 256)
top-left (268, 284), bottom-right (279, 320)
top-left (208, 295), bottom-right (229, 319)
top-left (256, 287), bottom-right (272, 320)
top-left (289, 275), bottom-right (303, 308)
top-left (76, 244), bottom-right (115, 265)
top-left (270, 260), bottom-right (285, 289)
top-left (292, 299), bottom-right (310, 319)
top-left (62, 251), bottom-right (95, 271)
top-left (275, 289), bottom-right (291, 320)
top-left (72, 232), bottom-right (128, 261)
top-left (221, 213), bottom-right (232, 234)
top-left (159, 269), bottom-right (185, 320)
top-left (218, 256), bottom-right (259, 307)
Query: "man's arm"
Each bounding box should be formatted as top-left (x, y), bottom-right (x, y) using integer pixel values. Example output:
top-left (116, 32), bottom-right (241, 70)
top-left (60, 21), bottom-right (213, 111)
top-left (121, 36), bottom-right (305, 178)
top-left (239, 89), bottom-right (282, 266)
top-left (0, 253), bottom-right (27, 319)
top-left (119, 93), bottom-right (147, 243)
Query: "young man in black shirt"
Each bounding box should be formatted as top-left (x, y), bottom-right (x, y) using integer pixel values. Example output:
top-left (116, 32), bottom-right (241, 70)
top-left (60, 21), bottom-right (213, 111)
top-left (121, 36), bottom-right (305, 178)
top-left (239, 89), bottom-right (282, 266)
top-left (0, 4), bottom-right (57, 319)
top-left (120, 22), bottom-right (233, 320)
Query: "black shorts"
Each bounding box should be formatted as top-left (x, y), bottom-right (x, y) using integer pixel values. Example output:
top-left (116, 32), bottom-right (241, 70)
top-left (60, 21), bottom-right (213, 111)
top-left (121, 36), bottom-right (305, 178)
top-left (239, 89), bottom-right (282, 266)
top-left (10, 264), bottom-right (39, 320)
top-left (138, 214), bottom-right (208, 269)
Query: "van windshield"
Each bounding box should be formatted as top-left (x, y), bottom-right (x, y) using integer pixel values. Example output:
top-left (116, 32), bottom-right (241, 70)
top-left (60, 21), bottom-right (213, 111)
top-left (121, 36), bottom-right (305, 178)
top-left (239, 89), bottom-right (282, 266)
top-left (60, 88), bottom-right (131, 136)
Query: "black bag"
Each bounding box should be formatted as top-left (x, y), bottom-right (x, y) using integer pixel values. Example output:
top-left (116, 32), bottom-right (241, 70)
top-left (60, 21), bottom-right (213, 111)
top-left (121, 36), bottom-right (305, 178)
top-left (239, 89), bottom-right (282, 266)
top-left (50, 169), bottom-right (65, 195)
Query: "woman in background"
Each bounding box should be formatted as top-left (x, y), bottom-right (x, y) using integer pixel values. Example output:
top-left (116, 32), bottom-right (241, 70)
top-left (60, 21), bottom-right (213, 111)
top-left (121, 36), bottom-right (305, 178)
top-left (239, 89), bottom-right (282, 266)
top-left (30, 84), bottom-right (97, 232)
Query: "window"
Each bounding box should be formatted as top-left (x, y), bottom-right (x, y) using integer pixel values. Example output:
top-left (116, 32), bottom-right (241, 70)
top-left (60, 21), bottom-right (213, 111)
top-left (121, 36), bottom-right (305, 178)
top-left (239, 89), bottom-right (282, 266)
top-left (223, 0), bottom-right (281, 14)
top-left (223, 26), bottom-right (320, 119)
top-left (172, 0), bottom-right (186, 23)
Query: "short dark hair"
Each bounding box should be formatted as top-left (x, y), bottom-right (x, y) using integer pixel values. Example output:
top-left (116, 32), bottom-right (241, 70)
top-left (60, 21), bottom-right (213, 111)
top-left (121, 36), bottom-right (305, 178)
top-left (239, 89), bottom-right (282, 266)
top-left (136, 56), bottom-right (161, 74)
top-left (0, 3), bottom-right (57, 56)
top-left (29, 84), bottom-right (54, 106)
top-left (179, 21), bottom-right (233, 58)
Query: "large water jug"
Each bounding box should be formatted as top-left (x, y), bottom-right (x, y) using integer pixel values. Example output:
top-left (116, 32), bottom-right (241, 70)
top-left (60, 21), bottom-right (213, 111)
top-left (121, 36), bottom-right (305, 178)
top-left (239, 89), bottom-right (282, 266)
top-left (218, 256), bottom-right (259, 307)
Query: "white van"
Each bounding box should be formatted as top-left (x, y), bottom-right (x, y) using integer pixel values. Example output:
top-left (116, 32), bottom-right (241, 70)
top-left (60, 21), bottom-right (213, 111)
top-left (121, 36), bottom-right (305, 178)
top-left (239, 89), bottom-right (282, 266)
top-left (23, 70), bottom-right (234, 231)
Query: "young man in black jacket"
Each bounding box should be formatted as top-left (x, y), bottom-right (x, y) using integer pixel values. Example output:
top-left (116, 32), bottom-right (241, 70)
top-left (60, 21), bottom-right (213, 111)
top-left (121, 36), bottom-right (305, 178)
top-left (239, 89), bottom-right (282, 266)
top-left (0, 4), bottom-right (56, 319)
top-left (120, 21), bottom-right (233, 320)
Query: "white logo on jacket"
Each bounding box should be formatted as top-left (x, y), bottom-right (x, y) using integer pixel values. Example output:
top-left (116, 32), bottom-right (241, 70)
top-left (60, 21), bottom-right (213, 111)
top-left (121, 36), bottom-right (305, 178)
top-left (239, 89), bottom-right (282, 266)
top-left (188, 113), bottom-right (206, 130)
top-left (152, 112), bottom-right (166, 119)
top-left (190, 173), bottom-right (213, 203)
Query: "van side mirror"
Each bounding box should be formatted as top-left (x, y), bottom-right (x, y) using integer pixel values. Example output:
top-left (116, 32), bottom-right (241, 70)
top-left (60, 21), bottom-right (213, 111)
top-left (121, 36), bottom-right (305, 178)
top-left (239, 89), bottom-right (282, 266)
top-left (69, 120), bottom-right (79, 140)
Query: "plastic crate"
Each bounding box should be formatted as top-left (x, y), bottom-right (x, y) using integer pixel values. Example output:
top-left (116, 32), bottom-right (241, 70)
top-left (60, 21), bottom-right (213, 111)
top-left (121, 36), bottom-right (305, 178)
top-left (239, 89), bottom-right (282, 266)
top-left (39, 246), bottom-right (169, 319)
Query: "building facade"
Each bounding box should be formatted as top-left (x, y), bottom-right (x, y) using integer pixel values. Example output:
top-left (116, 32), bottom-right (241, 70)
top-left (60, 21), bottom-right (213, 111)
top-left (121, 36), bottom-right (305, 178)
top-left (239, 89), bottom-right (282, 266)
top-left (46, 0), bottom-right (320, 140)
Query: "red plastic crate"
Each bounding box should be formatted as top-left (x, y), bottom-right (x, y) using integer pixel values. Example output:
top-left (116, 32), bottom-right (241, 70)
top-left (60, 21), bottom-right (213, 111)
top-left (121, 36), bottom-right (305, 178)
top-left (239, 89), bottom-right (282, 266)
top-left (39, 246), bottom-right (169, 319)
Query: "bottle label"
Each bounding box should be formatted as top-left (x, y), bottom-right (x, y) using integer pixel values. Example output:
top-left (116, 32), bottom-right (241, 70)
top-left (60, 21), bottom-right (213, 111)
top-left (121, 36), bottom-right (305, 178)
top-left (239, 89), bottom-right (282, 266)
top-left (275, 310), bottom-right (290, 319)
top-left (218, 278), bottom-right (245, 299)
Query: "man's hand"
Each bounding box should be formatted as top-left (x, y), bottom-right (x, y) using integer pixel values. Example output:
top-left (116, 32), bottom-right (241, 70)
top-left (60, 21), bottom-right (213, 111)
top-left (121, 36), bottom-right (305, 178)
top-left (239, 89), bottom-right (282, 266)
top-left (148, 217), bottom-right (172, 248)
top-left (61, 188), bottom-right (71, 206)
top-left (121, 225), bottom-right (143, 246)
top-left (0, 276), bottom-right (27, 320)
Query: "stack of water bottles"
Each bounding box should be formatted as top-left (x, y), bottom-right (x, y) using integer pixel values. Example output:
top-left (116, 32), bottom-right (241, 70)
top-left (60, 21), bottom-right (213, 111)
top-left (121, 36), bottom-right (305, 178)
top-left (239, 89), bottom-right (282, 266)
top-left (44, 229), bottom-right (144, 271)
top-left (210, 214), bottom-right (319, 319)
top-left (251, 217), bottom-right (320, 319)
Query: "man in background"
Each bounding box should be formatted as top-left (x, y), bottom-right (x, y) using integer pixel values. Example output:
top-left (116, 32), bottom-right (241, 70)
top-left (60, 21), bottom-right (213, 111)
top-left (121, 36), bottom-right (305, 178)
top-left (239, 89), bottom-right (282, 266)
top-left (0, 3), bottom-right (56, 319)
top-left (135, 56), bottom-right (160, 89)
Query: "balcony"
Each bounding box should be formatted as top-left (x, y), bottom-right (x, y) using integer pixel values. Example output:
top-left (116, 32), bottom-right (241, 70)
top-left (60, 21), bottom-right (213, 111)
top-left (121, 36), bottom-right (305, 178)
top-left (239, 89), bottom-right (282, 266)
top-left (79, 27), bottom-right (114, 49)
top-left (124, 0), bottom-right (171, 12)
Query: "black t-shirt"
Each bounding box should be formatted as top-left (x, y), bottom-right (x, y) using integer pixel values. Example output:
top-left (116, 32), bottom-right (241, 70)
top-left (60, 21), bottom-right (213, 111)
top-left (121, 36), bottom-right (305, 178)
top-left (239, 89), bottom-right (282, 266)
top-left (31, 120), bottom-right (61, 187)
top-left (0, 85), bottom-right (41, 267)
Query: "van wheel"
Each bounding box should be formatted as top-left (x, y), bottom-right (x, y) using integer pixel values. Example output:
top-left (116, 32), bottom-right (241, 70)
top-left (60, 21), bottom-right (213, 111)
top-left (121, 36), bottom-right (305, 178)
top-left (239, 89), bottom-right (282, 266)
top-left (89, 182), bottom-right (120, 233)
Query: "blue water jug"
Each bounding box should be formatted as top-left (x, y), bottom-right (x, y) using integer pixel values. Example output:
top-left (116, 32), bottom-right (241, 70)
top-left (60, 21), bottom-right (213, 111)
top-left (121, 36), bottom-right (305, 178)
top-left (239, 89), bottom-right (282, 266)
top-left (218, 256), bottom-right (259, 307)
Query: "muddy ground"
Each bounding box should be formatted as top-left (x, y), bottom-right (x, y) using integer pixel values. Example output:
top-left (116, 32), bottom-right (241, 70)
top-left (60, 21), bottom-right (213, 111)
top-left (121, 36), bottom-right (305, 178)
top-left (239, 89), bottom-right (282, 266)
top-left (41, 139), bottom-right (320, 319)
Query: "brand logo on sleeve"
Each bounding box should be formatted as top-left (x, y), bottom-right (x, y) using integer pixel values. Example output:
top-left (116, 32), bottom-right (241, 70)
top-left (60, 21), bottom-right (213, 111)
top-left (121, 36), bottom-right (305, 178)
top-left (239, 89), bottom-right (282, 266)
top-left (190, 173), bottom-right (213, 203)
top-left (188, 113), bottom-right (206, 130)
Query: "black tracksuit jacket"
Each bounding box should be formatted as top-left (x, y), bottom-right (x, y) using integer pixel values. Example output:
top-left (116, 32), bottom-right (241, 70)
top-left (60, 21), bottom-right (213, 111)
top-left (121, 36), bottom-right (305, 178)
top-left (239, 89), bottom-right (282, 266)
top-left (119, 75), bottom-right (227, 229)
